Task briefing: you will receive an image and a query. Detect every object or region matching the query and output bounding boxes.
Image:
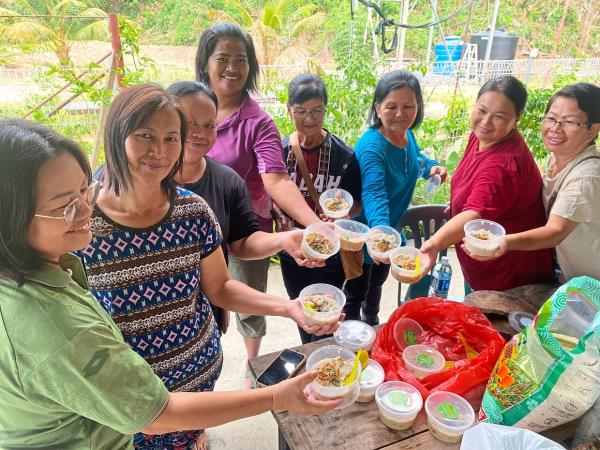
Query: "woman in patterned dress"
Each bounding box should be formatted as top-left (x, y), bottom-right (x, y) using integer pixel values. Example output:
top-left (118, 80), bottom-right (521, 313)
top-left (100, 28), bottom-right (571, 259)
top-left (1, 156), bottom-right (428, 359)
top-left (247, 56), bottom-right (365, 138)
top-left (80, 84), bottom-right (341, 450)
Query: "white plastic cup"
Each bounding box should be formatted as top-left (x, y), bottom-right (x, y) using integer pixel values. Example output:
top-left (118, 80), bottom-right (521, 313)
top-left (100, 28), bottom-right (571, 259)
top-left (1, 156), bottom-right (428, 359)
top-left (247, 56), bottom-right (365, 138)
top-left (334, 219), bottom-right (370, 251)
top-left (366, 225), bottom-right (402, 264)
top-left (299, 283), bottom-right (345, 327)
top-left (402, 344), bottom-right (445, 379)
top-left (463, 219), bottom-right (505, 257)
top-left (389, 247), bottom-right (421, 284)
top-left (334, 320), bottom-right (376, 352)
top-left (320, 188), bottom-right (353, 219)
top-left (358, 360), bottom-right (385, 403)
top-left (301, 222), bottom-right (340, 261)
top-left (375, 381), bottom-right (423, 430)
top-left (425, 391), bottom-right (475, 443)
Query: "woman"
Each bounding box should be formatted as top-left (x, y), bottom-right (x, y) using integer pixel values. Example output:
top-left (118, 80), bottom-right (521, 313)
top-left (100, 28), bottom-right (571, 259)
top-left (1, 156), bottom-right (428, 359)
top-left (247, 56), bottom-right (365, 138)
top-left (279, 73), bottom-right (362, 343)
top-left (345, 70), bottom-right (446, 325)
top-left (419, 76), bottom-right (554, 291)
top-left (78, 84), bottom-right (340, 450)
top-left (166, 80), bottom-right (324, 335)
top-left (467, 82), bottom-right (600, 283)
top-left (0, 119), bottom-right (340, 449)
top-left (196, 22), bottom-right (321, 365)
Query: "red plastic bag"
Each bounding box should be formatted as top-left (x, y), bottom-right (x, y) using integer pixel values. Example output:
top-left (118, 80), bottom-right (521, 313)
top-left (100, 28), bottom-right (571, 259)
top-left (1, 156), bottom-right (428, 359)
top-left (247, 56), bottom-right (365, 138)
top-left (371, 297), bottom-right (505, 400)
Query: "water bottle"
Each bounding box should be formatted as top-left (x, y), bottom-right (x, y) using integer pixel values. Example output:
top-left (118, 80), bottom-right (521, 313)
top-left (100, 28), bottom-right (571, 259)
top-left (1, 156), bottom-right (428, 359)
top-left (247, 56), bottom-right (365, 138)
top-left (425, 173), bottom-right (442, 193)
top-left (428, 256), bottom-right (452, 299)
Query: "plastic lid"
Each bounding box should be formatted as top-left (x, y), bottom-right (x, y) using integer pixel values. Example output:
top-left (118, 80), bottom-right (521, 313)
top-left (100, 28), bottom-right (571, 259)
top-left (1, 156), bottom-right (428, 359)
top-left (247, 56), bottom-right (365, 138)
top-left (425, 391), bottom-right (475, 430)
top-left (393, 318), bottom-right (424, 349)
top-left (359, 360), bottom-right (385, 389)
top-left (334, 320), bottom-right (376, 351)
top-left (376, 381), bottom-right (423, 415)
top-left (403, 345), bottom-right (445, 374)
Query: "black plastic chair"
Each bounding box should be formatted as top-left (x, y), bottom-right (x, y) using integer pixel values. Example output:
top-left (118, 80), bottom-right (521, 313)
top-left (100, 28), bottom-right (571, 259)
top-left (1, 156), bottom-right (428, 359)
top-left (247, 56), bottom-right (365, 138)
top-left (396, 204), bottom-right (448, 304)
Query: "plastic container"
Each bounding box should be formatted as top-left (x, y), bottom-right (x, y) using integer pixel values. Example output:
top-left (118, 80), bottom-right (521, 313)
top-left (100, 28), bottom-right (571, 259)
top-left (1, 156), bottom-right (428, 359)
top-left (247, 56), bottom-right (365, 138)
top-left (334, 320), bottom-right (376, 352)
top-left (463, 219), bottom-right (505, 257)
top-left (426, 174), bottom-right (442, 193)
top-left (433, 36), bottom-right (464, 75)
top-left (390, 247), bottom-right (420, 284)
top-left (358, 360), bottom-right (385, 403)
top-left (366, 225), bottom-right (402, 264)
top-left (402, 344), bottom-right (445, 379)
top-left (301, 222), bottom-right (340, 261)
top-left (375, 381), bottom-right (423, 430)
top-left (334, 219), bottom-right (370, 251)
top-left (425, 391), bottom-right (475, 443)
top-left (306, 345), bottom-right (360, 409)
top-left (299, 283), bottom-right (345, 327)
top-left (393, 318), bottom-right (424, 350)
top-left (320, 188), bottom-right (353, 219)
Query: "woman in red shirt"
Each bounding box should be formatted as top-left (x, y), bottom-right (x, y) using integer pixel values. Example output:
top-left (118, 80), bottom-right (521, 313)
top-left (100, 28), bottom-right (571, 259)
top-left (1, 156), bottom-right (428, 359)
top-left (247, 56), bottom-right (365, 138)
top-left (419, 76), bottom-right (554, 291)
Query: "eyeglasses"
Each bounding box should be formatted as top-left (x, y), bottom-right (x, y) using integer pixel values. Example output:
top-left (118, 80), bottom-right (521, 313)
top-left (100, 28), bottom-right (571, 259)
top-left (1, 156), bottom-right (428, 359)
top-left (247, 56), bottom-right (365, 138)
top-left (34, 181), bottom-right (101, 226)
top-left (542, 116), bottom-right (590, 130)
top-left (291, 107), bottom-right (326, 119)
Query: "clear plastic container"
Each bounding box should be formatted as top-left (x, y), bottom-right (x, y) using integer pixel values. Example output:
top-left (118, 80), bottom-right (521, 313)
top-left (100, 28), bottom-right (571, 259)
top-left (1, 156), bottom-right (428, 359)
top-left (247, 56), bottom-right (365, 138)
top-left (334, 320), bottom-right (376, 352)
top-left (425, 391), bottom-right (475, 443)
top-left (463, 219), bottom-right (505, 257)
top-left (299, 283), bottom-right (345, 327)
top-left (402, 344), bottom-right (445, 379)
top-left (334, 219), bottom-right (370, 251)
top-left (358, 360), bottom-right (385, 402)
top-left (301, 223), bottom-right (340, 261)
top-left (375, 381), bottom-right (423, 430)
top-left (366, 225), bottom-right (402, 264)
top-left (319, 188), bottom-right (353, 219)
top-left (389, 247), bottom-right (421, 284)
top-left (393, 318), bottom-right (424, 350)
top-left (306, 345), bottom-right (359, 409)
top-left (426, 174), bottom-right (442, 193)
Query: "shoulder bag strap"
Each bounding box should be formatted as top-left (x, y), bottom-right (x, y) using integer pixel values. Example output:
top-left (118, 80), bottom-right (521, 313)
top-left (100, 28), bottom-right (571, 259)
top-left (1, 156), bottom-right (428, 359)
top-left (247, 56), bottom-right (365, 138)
top-left (290, 132), bottom-right (322, 213)
top-left (547, 155), bottom-right (600, 215)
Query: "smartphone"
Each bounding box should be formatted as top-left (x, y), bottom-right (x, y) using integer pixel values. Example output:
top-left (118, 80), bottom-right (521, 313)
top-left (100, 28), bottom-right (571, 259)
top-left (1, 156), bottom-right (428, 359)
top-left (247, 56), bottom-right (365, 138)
top-left (256, 349), bottom-right (306, 387)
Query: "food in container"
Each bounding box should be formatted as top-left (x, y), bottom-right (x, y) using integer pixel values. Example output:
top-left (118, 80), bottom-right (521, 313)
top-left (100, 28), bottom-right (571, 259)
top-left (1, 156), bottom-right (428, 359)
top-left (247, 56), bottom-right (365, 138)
top-left (366, 225), bottom-right (402, 264)
top-left (375, 381), bottom-right (423, 430)
top-left (299, 284), bottom-right (345, 326)
top-left (319, 188), bottom-right (353, 219)
top-left (357, 360), bottom-right (385, 402)
top-left (402, 344), bottom-right (445, 379)
top-left (425, 391), bottom-right (475, 443)
top-left (301, 223), bottom-right (340, 261)
top-left (390, 247), bottom-right (420, 284)
top-left (334, 219), bottom-right (369, 251)
top-left (463, 219), bottom-right (505, 257)
top-left (334, 320), bottom-right (376, 352)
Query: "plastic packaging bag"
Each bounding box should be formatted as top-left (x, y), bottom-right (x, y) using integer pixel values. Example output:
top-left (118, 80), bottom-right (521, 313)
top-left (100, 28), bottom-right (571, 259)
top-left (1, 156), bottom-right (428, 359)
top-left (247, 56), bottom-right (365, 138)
top-left (461, 423), bottom-right (566, 450)
top-left (480, 276), bottom-right (600, 432)
top-left (371, 297), bottom-right (505, 399)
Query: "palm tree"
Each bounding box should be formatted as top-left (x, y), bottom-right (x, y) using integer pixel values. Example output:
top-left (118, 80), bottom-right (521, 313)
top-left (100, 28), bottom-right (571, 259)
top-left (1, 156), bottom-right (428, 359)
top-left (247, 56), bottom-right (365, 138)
top-left (0, 0), bottom-right (109, 65)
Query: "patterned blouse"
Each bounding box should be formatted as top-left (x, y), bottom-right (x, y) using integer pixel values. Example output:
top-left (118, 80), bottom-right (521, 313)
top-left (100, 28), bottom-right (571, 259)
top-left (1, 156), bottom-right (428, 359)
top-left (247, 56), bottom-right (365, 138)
top-left (80, 187), bottom-right (223, 449)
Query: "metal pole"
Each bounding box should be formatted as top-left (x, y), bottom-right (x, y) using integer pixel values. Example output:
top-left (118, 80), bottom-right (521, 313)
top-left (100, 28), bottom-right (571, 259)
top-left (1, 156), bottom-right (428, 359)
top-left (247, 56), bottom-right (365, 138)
top-left (425, 0), bottom-right (437, 65)
top-left (396, 0), bottom-right (409, 66)
top-left (483, 0), bottom-right (500, 79)
top-left (108, 13), bottom-right (124, 87)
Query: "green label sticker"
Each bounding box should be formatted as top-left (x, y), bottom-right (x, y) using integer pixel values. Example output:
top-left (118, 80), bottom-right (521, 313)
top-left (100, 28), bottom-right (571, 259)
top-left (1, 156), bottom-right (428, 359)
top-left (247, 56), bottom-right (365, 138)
top-left (361, 368), bottom-right (373, 382)
top-left (438, 402), bottom-right (460, 420)
top-left (388, 391), bottom-right (412, 407)
top-left (403, 329), bottom-right (417, 345)
top-left (416, 354), bottom-right (434, 367)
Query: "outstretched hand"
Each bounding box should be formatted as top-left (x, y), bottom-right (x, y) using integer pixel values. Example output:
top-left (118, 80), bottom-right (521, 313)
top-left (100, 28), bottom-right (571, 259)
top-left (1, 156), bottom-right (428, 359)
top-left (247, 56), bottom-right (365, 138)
top-left (418, 239), bottom-right (439, 277)
top-left (430, 165), bottom-right (448, 183)
top-left (271, 370), bottom-right (343, 415)
top-left (461, 237), bottom-right (507, 261)
top-left (286, 298), bottom-right (344, 336)
top-left (280, 229), bottom-right (326, 268)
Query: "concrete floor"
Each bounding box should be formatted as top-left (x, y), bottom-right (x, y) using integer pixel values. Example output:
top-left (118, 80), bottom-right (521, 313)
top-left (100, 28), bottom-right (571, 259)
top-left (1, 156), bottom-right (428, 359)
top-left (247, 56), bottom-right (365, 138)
top-left (207, 247), bottom-right (465, 450)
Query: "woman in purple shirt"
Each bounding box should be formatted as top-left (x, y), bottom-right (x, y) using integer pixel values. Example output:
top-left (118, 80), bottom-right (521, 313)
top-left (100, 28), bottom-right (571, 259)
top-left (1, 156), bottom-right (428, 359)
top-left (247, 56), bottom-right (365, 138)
top-left (196, 22), bottom-right (320, 379)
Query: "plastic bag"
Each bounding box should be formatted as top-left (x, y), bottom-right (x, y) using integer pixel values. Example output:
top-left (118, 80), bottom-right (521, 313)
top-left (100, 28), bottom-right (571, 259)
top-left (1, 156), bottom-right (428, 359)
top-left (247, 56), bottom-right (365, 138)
top-left (371, 297), bottom-right (505, 399)
top-left (461, 423), bottom-right (566, 450)
top-left (480, 276), bottom-right (600, 432)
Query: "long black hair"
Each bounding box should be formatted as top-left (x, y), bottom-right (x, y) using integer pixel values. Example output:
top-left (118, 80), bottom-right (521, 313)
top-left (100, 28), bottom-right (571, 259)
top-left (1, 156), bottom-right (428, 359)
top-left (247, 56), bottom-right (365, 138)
top-left (477, 75), bottom-right (528, 116)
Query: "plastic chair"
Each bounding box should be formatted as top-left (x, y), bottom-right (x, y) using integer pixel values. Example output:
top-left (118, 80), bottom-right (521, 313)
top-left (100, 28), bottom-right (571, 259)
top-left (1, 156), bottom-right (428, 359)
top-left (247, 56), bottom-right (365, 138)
top-left (396, 205), bottom-right (448, 304)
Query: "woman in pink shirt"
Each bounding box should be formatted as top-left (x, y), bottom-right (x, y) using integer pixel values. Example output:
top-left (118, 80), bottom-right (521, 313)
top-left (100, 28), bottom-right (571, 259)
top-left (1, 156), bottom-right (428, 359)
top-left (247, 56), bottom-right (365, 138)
top-left (419, 76), bottom-right (554, 291)
top-left (195, 23), bottom-right (320, 384)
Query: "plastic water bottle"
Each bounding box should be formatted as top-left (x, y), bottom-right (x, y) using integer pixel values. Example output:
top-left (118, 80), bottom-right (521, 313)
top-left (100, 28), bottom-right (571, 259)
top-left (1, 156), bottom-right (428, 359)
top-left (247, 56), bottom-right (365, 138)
top-left (428, 256), bottom-right (452, 299)
top-left (425, 173), bottom-right (442, 193)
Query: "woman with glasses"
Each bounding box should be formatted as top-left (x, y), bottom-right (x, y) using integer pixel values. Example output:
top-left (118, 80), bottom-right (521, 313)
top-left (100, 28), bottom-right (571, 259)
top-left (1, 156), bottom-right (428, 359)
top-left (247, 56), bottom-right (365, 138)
top-left (419, 76), bottom-right (554, 291)
top-left (196, 23), bottom-right (321, 370)
top-left (78, 84), bottom-right (341, 450)
top-left (0, 119), bottom-right (339, 449)
top-left (465, 83), bottom-right (600, 283)
top-left (279, 73), bottom-right (362, 343)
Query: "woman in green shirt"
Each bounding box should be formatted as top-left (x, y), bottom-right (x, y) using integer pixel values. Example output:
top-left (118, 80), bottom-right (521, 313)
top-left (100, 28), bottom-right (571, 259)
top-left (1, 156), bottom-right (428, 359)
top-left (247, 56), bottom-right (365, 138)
top-left (0, 119), bottom-right (340, 449)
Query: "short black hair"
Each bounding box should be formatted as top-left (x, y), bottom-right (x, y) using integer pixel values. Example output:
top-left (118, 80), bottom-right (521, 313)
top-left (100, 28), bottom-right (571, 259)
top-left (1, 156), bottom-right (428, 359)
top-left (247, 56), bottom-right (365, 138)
top-left (548, 83), bottom-right (600, 145)
top-left (477, 75), bottom-right (528, 116)
top-left (195, 22), bottom-right (259, 94)
top-left (368, 70), bottom-right (424, 130)
top-left (287, 73), bottom-right (328, 106)
top-left (0, 119), bottom-right (91, 284)
top-left (103, 83), bottom-right (186, 196)
top-left (166, 80), bottom-right (218, 109)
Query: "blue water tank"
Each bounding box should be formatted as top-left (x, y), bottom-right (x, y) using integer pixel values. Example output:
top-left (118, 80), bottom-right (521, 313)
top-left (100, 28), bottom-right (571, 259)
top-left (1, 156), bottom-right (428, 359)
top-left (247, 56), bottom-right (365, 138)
top-left (433, 36), bottom-right (464, 75)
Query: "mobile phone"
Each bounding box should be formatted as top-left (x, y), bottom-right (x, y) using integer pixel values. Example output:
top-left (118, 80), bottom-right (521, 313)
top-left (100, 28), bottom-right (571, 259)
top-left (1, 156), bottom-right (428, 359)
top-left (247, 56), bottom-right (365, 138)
top-left (256, 349), bottom-right (306, 387)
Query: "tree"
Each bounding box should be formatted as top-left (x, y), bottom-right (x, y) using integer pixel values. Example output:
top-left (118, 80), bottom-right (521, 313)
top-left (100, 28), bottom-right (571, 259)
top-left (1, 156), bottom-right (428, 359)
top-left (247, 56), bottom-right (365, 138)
top-left (0, 0), bottom-right (109, 65)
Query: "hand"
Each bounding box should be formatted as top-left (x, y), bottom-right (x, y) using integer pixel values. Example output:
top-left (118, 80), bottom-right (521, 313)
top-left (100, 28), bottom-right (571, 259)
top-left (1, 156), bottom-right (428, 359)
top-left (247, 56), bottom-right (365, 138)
top-left (285, 299), bottom-right (345, 336)
top-left (418, 239), bottom-right (439, 277)
top-left (430, 165), bottom-right (448, 183)
top-left (271, 370), bottom-right (343, 415)
top-left (461, 236), bottom-right (507, 261)
top-left (280, 230), bottom-right (326, 268)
